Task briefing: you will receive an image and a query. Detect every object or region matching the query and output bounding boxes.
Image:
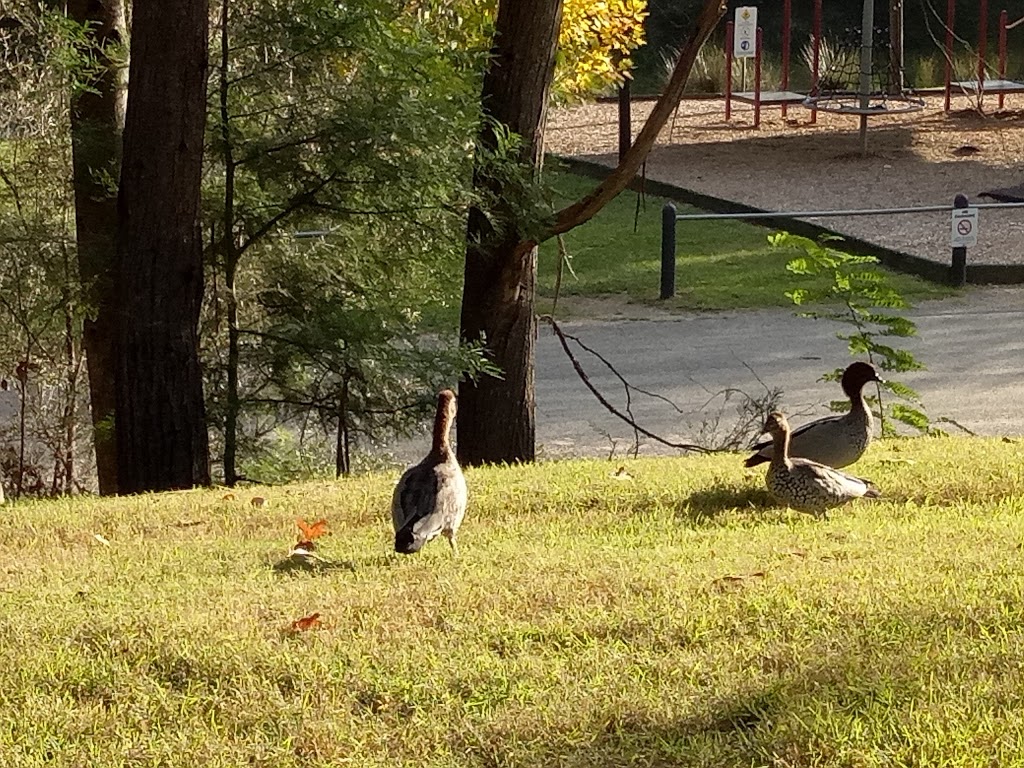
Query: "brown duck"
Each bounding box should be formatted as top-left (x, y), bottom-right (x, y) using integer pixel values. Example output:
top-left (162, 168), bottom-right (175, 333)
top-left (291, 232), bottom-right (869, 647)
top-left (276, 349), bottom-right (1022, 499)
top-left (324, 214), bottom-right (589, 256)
top-left (392, 389), bottom-right (468, 556)
top-left (761, 411), bottom-right (880, 518)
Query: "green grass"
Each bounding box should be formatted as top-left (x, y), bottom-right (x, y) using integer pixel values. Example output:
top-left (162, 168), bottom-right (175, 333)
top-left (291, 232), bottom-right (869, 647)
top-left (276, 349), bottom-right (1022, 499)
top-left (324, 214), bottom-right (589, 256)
top-left (5, 436), bottom-right (1024, 765)
top-left (538, 169), bottom-right (957, 315)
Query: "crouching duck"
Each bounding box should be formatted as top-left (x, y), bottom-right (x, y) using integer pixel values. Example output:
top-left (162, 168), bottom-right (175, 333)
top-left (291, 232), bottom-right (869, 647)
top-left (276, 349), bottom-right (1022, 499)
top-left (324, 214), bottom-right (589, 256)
top-left (761, 411), bottom-right (880, 518)
top-left (392, 389), bottom-right (468, 556)
top-left (745, 361), bottom-right (883, 469)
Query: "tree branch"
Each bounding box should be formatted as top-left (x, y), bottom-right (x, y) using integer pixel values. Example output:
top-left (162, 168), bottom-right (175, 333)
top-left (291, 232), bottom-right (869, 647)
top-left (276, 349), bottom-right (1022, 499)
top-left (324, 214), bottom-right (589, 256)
top-left (533, 0), bottom-right (727, 246)
top-left (539, 315), bottom-right (713, 454)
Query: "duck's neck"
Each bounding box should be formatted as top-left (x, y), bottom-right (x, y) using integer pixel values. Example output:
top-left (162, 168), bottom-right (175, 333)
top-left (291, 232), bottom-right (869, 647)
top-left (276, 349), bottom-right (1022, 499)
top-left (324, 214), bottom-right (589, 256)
top-left (430, 404), bottom-right (453, 460)
top-left (770, 429), bottom-right (792, 470)
top-left (847, 386), bottom-right (874, 426)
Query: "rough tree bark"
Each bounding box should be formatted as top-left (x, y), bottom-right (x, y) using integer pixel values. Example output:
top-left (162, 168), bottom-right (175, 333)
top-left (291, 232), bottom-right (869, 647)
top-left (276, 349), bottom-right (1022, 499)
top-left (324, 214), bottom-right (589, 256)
top-left (458, 0), bottom-right (726, 465)
top-left (115, 0), bottom-right (211, 492)
top-left (67, 0), bottom-right (126, 495)
top-left (457, 0), bottom-right (563, 466)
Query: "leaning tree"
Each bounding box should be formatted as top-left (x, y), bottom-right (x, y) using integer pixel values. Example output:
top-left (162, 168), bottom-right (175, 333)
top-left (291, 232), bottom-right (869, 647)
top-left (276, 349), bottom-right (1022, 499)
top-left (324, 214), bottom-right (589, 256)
top-left (458, 0), bottom-right (727, 465)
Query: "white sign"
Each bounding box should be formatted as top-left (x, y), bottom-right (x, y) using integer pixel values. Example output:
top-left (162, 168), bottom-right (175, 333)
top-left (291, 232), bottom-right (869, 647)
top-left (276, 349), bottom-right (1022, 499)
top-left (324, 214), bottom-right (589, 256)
top-left (950, 206), bottom-right (979, 247)
top-left (734, 6), bottom-right (758, 59)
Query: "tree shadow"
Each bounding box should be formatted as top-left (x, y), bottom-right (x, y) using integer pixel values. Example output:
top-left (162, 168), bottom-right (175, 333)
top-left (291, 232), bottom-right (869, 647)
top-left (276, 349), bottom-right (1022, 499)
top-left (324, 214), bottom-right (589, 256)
top-left (451, 613), bottom-right (965, 767)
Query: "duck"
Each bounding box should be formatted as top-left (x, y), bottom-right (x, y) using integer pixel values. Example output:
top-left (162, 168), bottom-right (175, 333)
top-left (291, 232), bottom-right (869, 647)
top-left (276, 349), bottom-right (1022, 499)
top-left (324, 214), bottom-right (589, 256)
top-left (744, 361), bottom-right (883, 468)
top-left (761, 411), bottom-right (880, 518)
top-left (392, 389), bottom-right (467, 556)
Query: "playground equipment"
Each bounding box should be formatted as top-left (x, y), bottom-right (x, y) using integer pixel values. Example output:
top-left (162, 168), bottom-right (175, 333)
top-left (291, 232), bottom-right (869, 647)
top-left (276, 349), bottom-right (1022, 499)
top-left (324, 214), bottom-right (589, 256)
top-left (724, 0), bottom-right (922, 144)
top-left (725, 0), bottom-right (821, 127)
top-left (803, 0), bottom-right (924, 155)
top-left (942, 1), bottom-right (1024, 111)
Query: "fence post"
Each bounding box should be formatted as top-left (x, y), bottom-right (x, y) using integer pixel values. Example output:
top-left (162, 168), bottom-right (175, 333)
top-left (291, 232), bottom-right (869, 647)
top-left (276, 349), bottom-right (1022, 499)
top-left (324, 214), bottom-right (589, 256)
top-left (660, 203), bottom-right (677, 299)
top-left (617, 78), bottom-right (632, 161)
top-left (950, 193), bottom-right (968, 287)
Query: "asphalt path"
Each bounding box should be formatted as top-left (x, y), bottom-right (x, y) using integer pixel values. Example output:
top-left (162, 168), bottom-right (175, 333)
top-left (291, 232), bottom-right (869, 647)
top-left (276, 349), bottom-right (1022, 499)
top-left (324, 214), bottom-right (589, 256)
top-left (535, 286), bottom-right (1024, 458)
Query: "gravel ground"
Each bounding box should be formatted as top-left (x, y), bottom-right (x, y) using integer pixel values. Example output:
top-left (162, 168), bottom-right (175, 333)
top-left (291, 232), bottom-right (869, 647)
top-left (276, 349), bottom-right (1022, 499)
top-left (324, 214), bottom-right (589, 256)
top-left (547, 95), bottom-right (1024, 270)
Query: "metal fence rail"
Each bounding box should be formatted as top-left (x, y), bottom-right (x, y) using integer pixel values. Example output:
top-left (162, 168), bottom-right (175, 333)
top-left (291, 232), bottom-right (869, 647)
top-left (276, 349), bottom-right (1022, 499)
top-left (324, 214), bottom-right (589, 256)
top-left (660, 194), bottom-right (1024, 297)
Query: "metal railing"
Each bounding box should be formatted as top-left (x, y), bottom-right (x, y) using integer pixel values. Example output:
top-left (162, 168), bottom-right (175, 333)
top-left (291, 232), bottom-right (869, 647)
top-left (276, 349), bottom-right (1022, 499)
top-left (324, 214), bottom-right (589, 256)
top-left (660, 194), bottom-right (1024, 298)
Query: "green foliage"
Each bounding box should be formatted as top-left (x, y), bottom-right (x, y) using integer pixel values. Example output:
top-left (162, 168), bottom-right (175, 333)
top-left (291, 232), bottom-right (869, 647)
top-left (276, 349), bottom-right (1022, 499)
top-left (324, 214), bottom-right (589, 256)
top-left (240, 237), bottom-right (494, 475)
top-left (0, 8), bottom-right (99, 495)
top-left (771, 231), bottom-right (936, 437)
top-left (204, 0), bottom-right (489, 479)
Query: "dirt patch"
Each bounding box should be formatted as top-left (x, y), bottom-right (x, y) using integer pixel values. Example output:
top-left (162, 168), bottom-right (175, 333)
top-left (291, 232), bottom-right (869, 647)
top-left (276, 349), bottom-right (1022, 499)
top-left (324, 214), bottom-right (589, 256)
top-left (547, 95), bottom-right (1024, 272)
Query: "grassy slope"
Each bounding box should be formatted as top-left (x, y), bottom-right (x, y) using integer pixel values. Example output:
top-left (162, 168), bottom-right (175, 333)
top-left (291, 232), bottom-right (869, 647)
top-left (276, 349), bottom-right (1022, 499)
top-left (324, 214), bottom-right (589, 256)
top-left (538, 169), bottom-right (957, 314)
top-left (5, 437), bottom-right (1024, 766)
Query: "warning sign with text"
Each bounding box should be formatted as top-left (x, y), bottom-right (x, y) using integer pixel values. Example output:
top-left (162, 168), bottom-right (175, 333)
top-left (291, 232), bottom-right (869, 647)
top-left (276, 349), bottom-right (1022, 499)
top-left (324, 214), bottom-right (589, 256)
top-left (950, 207), bottom-right (979, 248)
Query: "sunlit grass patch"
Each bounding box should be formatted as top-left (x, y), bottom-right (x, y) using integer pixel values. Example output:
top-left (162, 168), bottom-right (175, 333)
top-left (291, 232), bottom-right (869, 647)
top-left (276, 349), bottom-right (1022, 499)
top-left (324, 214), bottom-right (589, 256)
top-left (1, 436), bottom-right (1024, 765)
top-left (538, 169), bottom-right (957, 316)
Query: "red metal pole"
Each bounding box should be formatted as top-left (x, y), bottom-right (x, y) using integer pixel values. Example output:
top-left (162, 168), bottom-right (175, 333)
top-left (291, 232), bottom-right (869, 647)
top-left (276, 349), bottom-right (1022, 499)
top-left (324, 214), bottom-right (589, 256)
top-left (1000, 9), bottom-right (1008, 109)
top-left (726, 20), bottom-right (734, 121)
top-left (782, 0), bottom-right (791, 117)
top-left (944, 0), bottom-right (955, 111)
top-left (754, 26), bottom-right (762, 128)
top-left (978, 0), bottom-right (989, 88)
top-left (812, 0), bottom-right (822, 123)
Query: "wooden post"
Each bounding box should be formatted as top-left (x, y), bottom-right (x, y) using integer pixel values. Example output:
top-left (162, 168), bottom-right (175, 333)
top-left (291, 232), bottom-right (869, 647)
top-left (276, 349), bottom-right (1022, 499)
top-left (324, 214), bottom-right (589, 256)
top-left (617, 79), bottom-right (631, 161)
top-left (950, 193), bottom-right (969, 286)
top-left (944, 0), bottom-right (955, 112)
top-left (889, 0), bottom-right (904, 94)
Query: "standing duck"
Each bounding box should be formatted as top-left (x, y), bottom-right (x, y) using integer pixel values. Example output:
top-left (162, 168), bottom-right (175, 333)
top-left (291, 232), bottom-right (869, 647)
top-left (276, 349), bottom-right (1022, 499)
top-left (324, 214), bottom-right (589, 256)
top-left (761, 411), bottom-right (880, 517)
top-left (744, 361), bottom-right (884, 468)
top-left (392, 389), bottom-right (467, 556)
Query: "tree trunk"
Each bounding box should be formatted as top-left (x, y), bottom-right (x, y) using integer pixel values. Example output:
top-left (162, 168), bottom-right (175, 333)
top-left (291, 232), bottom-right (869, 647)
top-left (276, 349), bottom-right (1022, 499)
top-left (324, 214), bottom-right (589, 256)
top-left (115, 0), bottom-right (211, 493)
top-left (218, 0), bottom-right (242, 487)
top-left (457, 0), bottom-right (563, 466)
top-left (67, 0), bottom-right (126, 494)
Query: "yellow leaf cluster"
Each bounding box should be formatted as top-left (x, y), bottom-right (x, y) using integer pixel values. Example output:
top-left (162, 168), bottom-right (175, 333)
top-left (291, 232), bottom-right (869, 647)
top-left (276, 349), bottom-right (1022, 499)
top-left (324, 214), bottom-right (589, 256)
top-left (414, 0), bottom-right (648, 101)
top-left (556, 0), bottom-right (648, 101)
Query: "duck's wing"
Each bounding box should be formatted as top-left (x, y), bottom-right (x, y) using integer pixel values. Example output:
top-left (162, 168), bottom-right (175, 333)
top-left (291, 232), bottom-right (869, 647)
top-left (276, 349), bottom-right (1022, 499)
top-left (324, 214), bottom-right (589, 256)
top-left (790, 458), bottom-right (879, 500)
top-left (745, 414), bottom-right (847, 466)
top-left (391, 462), bottom-right (440, 533)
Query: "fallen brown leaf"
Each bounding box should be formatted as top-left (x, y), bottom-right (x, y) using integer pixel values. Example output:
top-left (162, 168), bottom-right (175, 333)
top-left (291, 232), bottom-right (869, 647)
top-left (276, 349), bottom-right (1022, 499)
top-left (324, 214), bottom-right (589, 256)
top-left (288, 612), bottom-right (322, 633)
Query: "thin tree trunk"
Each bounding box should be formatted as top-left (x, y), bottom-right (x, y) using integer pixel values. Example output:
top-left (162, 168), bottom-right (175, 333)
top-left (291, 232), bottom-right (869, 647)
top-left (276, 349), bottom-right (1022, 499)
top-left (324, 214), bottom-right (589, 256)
top-left (62, 267), bottom-right (77, 493)
top-left (335, 375), bottom-right (350, 478)
top-left (115, 0), bottom-right (211, 493)
top-left (218, 0), bottom-right (241, 487)
top-left (16, 350), bottom-right (29, 499)
top-left (457, 0), bottom-right (563, 466)
top-left (67, 0), bottom-right (126, 495)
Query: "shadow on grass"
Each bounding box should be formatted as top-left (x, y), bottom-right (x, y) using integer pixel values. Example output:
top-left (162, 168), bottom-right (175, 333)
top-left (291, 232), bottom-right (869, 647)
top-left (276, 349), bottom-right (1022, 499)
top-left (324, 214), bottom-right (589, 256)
top-left (452, 643), bottom-right (942, 766)
top-left (675, 482), bottom-right (778, 522)
top-left (269, 550), bottom-right (437, 575)
top-left (270, 553), bottom-right (358, 574)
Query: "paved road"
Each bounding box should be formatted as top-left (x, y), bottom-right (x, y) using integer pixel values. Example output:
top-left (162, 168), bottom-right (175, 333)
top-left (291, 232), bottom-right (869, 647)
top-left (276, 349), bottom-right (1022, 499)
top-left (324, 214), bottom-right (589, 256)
top-left (536, 286), bottom-right (1024, 457)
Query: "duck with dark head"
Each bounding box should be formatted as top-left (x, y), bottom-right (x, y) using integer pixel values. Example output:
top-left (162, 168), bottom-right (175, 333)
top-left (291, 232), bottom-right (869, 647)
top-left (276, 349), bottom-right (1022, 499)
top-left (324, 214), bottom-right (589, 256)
top-left (745, 361), bottom-right (884, 469)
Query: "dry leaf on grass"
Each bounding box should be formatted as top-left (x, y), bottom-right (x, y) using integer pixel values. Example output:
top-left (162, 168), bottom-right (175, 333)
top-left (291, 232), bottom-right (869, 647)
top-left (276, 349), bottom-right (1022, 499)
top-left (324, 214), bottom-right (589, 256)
top-left (297, 518), bottom-right (328, 541)
top-left (288, 613), bottom-right (322, 633)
